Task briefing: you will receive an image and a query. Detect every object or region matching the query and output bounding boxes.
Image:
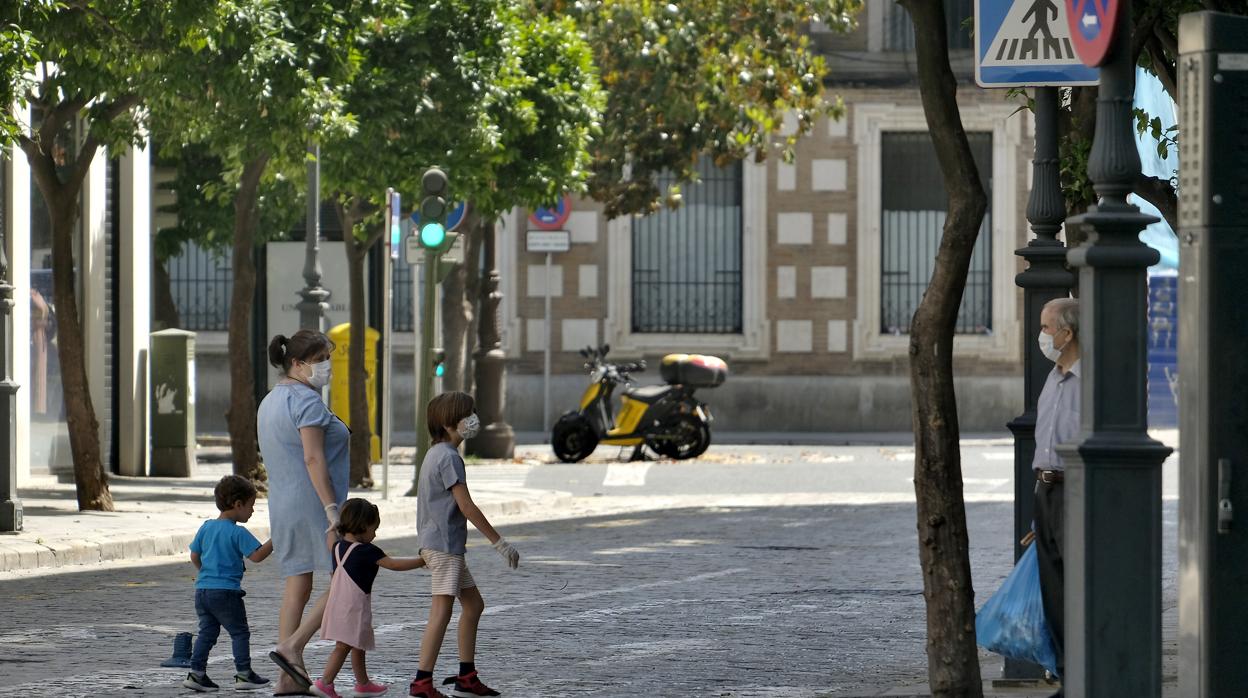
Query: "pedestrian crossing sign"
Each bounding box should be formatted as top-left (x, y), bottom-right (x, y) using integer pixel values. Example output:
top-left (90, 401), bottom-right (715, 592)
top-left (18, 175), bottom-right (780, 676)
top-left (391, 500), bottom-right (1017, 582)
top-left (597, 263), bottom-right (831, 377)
top-left (975, 0), bottom-right (1100, 87)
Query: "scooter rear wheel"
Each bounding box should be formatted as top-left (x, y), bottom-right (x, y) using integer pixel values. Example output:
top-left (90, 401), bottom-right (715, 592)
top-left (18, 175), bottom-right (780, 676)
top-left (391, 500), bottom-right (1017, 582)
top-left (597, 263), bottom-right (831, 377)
top-left (552, 415), bottom-right (599, 463)
top-left (651, 414), bottom-right (711, 460)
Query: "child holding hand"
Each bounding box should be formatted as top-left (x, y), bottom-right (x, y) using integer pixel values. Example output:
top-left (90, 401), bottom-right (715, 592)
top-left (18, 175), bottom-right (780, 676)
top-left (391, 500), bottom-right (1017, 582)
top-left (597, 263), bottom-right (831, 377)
top-left (184, 475), bottom-right (274, 693)
top-left (312, 498), bottom-right (426, 698)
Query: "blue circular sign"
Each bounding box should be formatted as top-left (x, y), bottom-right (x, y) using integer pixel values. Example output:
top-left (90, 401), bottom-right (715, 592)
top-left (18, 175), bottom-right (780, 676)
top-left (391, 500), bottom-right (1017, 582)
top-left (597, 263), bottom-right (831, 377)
top-left (529, 196), bottom-right (572, 230)
top-left (411, 201), bottom-right (467, 231)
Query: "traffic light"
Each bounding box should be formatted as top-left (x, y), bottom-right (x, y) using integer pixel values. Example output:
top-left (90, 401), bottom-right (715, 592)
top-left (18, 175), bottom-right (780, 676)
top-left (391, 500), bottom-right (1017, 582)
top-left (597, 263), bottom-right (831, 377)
top-left (432, 348), bottom-right (446, 378)
top-left (417, 167), bottom-right (456, 254)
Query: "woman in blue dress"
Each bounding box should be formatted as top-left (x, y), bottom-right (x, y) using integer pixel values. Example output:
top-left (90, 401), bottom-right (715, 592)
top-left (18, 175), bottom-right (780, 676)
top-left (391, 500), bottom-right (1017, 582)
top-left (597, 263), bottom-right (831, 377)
top-left (258, 329), bottom-right (349, 694)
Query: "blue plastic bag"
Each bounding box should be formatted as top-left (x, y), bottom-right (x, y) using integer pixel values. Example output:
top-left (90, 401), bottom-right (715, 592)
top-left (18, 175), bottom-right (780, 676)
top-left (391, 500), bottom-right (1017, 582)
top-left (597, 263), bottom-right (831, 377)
top-left (975, 543), bottom-right (1059, 676)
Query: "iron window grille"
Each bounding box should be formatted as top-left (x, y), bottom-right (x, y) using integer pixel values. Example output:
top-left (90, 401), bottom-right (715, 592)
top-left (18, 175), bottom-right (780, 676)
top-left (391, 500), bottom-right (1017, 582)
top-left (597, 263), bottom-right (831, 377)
top-left (631, 156), bottom-right (744, 334)
top-left (883, 0), bottom-right (974, 52)
top-left (166, 242), bottom-right (232, 331)
top-left (880, 131), bottom-right (993, 335)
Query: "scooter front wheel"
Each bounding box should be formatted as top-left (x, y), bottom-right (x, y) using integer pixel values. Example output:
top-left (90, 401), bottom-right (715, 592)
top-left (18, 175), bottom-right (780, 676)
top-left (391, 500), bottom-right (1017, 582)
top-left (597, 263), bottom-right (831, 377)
top-left (552, 414), bottom-right (599, 463)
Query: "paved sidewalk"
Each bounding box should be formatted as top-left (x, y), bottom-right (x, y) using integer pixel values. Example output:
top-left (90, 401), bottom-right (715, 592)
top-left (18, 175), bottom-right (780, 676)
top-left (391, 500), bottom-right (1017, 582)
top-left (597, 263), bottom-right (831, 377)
top-left (0, 459), bottom-right (574, 574)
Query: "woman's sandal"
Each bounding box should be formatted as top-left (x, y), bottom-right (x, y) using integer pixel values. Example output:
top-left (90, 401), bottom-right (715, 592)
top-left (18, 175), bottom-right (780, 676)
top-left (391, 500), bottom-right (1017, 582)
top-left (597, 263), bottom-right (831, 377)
top-left (268, 650), bottom-right (312, 690)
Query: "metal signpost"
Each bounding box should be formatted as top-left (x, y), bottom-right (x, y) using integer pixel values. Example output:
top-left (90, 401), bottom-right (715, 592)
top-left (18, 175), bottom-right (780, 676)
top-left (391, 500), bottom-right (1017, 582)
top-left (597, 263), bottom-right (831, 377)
top-left (974, 0), bottom-right (1095, 683)
top-left (527, 230), bottom-right (571, 433)
top-left (380, 189), bottom-right (400, 500)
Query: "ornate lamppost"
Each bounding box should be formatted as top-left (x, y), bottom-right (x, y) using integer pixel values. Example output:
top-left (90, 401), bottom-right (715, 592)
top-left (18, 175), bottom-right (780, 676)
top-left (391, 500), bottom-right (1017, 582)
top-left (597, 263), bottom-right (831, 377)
top-left (1005, 85), bottom-right (1076, 679)
top-left (468, 220), bottom-right (514, 458)
top-left (297, 139), bottom-right (330, 331)
top-left (0, 181), bottom-right (22, 533)
top-left (1060, 1), bottom-right (1172, 693)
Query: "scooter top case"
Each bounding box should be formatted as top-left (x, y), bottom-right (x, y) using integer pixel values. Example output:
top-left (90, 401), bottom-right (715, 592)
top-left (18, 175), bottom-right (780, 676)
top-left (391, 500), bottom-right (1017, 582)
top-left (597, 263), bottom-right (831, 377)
top-left (659, 353), bottom-right (728, 388)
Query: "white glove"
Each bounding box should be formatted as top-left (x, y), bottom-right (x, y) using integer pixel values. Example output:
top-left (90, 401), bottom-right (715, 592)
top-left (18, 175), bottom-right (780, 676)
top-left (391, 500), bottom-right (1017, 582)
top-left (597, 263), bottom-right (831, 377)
top-left (324, 503), bottom-right (340, 535)
top-left (493, 538), bottom-right (519, 569)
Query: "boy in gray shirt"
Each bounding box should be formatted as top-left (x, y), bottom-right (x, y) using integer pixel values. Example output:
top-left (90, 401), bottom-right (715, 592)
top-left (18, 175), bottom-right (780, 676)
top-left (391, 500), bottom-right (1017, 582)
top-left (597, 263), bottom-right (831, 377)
top-left (410, 392), bottom-right (519, 698)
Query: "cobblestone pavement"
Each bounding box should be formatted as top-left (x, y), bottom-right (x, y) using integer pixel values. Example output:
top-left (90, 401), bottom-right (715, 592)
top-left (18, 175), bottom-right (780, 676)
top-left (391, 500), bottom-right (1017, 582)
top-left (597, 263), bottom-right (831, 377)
top-left (0, 497), bottom-right (1180, 697)
top-left (0, 442), bottom-right (1182, 697)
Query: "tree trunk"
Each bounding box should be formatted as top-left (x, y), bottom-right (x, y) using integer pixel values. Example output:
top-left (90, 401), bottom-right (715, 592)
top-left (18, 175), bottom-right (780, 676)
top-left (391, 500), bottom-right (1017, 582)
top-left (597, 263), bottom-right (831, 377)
top-left (20, 136), bottom-right (114, 511)
top-left (152, 255), bottom-right (181, 330)
top-left (899, 1), bottom-right (985, 694)
top-left (342, 205), bottom-right (375, 488)
top-left (225, 155), bottom-right (269, 484)
top-left (51, 193), bottom-right (114, 511)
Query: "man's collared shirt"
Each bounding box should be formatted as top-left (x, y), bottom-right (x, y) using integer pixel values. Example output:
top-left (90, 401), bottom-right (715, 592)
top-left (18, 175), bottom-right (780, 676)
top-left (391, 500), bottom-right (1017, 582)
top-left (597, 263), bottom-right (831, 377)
top-left (1033, 359), bottom-right (1081, 472)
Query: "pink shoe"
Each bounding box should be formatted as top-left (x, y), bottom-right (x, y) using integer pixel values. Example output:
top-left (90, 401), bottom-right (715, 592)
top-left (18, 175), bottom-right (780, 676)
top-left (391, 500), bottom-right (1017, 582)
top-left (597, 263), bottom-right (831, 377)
top-left (311, 679), bottom-right (342, 698)
top-left (353, 681), bottom-right (389, 697)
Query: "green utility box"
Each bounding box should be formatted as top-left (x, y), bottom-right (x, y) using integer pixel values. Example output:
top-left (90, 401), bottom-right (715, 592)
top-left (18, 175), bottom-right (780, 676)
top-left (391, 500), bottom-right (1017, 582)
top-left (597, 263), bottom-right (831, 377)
top-left (150, 329), bottom-right (197, 477)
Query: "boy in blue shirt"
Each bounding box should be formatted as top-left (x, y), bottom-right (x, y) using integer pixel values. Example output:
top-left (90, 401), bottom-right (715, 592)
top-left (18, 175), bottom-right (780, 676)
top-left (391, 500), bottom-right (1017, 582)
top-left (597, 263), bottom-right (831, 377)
top-left (184, 475), bottom-right (274, 692)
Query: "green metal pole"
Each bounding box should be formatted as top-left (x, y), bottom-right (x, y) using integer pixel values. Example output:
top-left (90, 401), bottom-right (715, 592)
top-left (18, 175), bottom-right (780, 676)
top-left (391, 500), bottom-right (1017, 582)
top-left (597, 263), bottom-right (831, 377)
top-left (408, 248), bottom-right (440, 495)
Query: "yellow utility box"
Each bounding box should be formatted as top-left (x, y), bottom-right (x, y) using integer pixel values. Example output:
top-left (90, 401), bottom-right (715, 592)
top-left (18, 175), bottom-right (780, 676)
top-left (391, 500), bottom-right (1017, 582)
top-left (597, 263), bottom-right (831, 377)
top-left (327, 323), bottom-right (381, 462)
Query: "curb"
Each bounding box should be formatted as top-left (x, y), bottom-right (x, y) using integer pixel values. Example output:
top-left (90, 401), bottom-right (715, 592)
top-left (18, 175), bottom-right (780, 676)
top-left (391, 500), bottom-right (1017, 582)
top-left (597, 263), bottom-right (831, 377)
top-left (0, 494), bottom-right (567, 575)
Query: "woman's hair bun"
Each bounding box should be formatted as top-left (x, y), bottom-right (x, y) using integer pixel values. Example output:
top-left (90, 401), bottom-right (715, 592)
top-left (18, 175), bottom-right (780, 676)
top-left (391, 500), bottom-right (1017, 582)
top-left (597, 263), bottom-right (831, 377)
top-left (267, 334), bottom-right (289, 369)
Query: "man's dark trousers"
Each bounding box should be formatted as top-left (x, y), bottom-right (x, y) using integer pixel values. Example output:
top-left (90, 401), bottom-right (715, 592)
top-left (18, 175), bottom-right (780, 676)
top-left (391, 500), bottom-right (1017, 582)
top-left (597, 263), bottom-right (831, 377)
top-left (1034, 478), bottom-right (1064, 681)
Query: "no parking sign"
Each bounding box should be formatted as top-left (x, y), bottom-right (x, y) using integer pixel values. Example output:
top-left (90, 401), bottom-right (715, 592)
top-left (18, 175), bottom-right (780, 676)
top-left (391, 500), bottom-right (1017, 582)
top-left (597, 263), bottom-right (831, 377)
top-left (1066, 0), bottom-right (1120, 67)
top-left (528, 196), bottom-right (572, 231)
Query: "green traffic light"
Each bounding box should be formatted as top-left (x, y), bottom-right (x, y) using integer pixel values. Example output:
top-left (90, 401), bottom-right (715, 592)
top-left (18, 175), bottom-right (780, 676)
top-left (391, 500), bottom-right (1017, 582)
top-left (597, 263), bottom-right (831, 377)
top-left (420, 221), bottom-right (446, 248)
top-left (435, 363), bottom-right (445, 378)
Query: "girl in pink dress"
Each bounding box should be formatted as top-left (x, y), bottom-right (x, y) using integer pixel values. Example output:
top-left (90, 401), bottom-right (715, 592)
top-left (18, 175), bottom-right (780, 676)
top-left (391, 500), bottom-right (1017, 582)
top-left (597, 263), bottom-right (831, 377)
top-left (312, 499), bottom-right (425, 698)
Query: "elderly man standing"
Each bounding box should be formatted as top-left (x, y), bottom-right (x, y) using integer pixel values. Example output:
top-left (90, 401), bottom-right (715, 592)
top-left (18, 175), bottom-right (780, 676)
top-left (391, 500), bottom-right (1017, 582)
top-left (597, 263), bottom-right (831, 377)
top-left (1033, 296), bottom-right (1080, 693)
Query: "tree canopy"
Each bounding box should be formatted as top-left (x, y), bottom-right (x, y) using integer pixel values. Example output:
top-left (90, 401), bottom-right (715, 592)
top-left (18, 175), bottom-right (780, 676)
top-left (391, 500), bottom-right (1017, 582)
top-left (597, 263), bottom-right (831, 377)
top-left (545, 0), bottom-right (862, 217)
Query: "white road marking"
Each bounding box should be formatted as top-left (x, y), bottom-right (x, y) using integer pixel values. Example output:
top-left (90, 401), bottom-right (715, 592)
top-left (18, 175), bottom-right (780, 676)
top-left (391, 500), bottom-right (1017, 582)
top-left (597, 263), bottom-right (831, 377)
top-left (484, 567), bottom-right (748, 615)
top-left (980, 451), bottom-right (1015, 461)
top-left (962, 478), bottom-right (1011, 488)
top-left (602, 463), bottom-right (651, 487)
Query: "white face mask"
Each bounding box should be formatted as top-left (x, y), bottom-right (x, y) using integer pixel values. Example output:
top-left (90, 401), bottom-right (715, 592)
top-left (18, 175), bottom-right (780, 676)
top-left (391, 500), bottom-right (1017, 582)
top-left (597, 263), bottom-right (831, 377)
top-left (457, 413), bottom-right (481, 440)
top-left (1037, 330), bottom-right (1065, 363)
top-left (305, 359), bottom-right (332, 389)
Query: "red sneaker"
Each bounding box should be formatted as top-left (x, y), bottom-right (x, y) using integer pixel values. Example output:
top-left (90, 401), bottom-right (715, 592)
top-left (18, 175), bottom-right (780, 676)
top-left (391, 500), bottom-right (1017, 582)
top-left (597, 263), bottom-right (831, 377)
top-left (408, 677), bottom-right (447, 698)
top-left (441, 671), bottom-right (501, 697)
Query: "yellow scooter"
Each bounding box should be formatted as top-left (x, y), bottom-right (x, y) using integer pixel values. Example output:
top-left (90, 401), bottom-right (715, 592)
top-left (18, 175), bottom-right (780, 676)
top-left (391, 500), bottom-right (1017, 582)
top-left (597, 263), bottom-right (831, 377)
top-left (550, 345), bottom-right (726, 463)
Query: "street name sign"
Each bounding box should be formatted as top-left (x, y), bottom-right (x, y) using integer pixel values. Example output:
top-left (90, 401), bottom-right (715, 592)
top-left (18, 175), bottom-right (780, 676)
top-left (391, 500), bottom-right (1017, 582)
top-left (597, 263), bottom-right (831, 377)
top-left (526, 230), bottom-right (571, 253)
top-left (1065, 0), bottom-right (1119, 67)
top-left (975, 0), bottom-right (1099, 87)
top-left (404, 233), bottom-right (422, 265)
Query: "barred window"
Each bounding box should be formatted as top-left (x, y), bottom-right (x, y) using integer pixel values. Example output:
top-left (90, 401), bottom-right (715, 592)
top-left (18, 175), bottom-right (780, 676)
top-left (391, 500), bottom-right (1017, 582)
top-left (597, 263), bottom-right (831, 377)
top-left (883, 0), bottom-right (974, 52)
top-left (631, 156), bottom-right (743, 334)
top-left (166, 242), bottom-right (233, 331)
top-left (880, 131), bottom-right (993, 335)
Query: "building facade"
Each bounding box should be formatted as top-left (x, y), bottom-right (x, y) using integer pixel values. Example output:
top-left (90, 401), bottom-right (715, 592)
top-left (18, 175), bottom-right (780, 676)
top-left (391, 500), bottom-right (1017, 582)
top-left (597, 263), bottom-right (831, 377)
top-left (3, 0), bottom-right (1031, 484)
top-left (498, 0), bottom-right (1029, 434)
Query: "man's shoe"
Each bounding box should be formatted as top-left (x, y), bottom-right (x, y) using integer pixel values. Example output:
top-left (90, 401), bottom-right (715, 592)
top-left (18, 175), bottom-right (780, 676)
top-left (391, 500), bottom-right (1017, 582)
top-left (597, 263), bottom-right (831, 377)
top-left (234, 670), bottom-right (270, 691)
top-left (408, 677), bottom-right (447, 698)
top-left (441, 671), bottom-right (500, 697)
top-left (182, 672), bottom-right (220, 692)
